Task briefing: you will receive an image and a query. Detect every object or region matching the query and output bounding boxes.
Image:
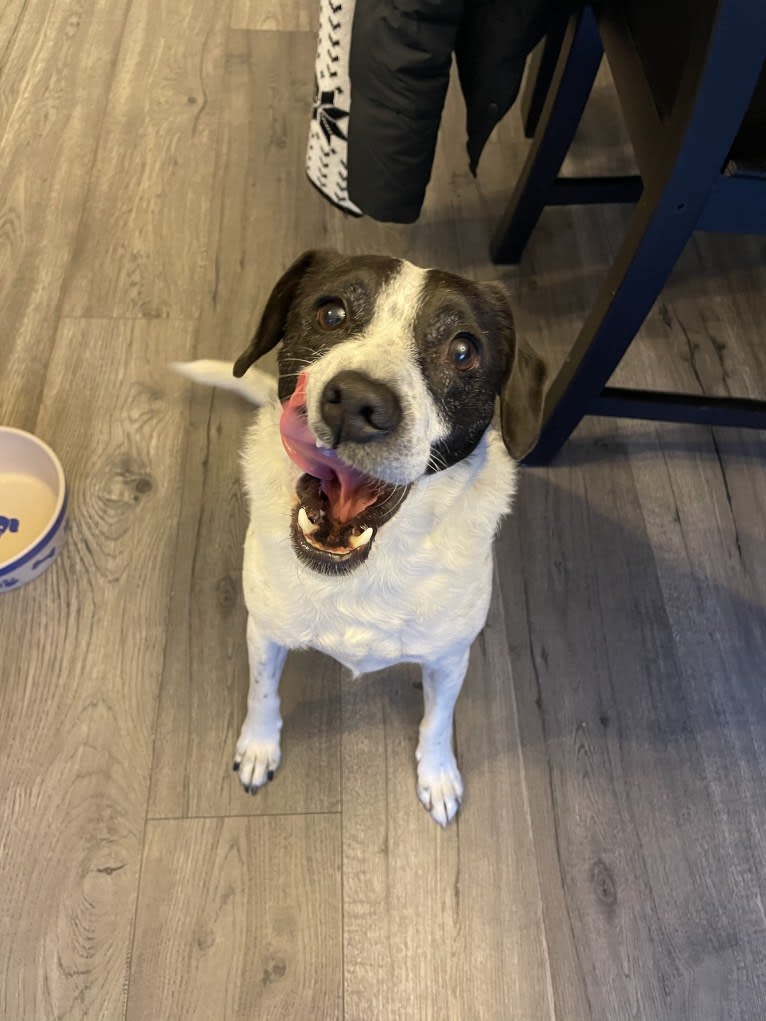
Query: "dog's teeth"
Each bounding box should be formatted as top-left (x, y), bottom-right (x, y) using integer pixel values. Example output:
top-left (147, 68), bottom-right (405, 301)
top-left (298, 507), bottom-right (319, 536)
top-left (349, 526), bottom-right (373, 549)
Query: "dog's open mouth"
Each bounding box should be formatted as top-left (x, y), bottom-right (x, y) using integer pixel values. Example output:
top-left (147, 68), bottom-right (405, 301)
top-left (281, 374), bottom-right (409, 574)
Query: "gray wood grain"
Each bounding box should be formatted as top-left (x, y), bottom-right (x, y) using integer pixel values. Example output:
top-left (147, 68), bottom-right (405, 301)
top-left (497, 439), bottom-right (682, 1019)
top-left (498, 422), bottom-right (766, 1020)
top-left (127, 815), bottom-right (342, 1020)
top-left (194, 28), bottom-right (329, 370)
top-left (0, 318), bottom-right (195, 1018)
top-left (62, 0), bottom-right (229, 319)
top-left (340, 662), bottom-right (462, 1021)
top-left (0, 0), bottom-right (132, 431)
top-left (341, 590), bottom-right (558, 1021)
top-left (231, 0), bottom-right (319, 32)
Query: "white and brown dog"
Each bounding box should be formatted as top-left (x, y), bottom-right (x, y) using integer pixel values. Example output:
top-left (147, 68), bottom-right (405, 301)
top-left (175, 250), bottom-right (546, 826)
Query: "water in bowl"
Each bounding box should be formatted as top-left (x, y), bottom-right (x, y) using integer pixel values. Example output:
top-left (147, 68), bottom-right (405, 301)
top-left (0, 473), bottom-right (57, 563)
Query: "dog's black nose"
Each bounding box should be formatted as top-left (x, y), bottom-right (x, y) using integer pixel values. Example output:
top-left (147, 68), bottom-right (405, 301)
top-left (321, 370), bottom-right (402, 445)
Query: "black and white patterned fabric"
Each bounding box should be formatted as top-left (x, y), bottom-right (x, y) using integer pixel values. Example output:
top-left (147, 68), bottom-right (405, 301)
top-left (306, 0), bottom-right (361, 216)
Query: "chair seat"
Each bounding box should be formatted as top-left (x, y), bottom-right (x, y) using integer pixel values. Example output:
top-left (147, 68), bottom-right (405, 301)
top-left (623, 0), bottom-right (766, 169)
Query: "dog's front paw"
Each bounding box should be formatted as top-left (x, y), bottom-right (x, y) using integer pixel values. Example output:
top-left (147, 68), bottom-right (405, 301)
top-left (416, 745), bottom-right (464, 827)
top-left (233, 731), bottom-right (281, 794)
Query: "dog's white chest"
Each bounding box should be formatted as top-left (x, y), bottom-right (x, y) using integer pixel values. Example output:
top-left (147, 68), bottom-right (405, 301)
top-left (241, 408), bottom-right (515, 674)
top-left (244, 553), bottom-right (493, 674)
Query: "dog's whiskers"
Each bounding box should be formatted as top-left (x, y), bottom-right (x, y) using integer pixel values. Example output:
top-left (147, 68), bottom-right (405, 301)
top-left (426, 450), bottom-right (450, 473)
top-left (278, 364), bottom-right (310, 377)
top-left (373, 483), bottom-right (409, 517)
top-left (279, 356), bottom-right (312, 368)
top-left (280, 345), bottom-right (326, 366)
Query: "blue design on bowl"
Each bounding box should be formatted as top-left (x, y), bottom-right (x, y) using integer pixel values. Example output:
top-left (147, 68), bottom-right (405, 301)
top-left (0, 427), bottom-right (68, 591)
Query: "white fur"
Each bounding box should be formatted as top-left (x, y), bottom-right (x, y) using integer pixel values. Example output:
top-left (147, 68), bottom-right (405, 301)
top-left (305, 263), bottom-right (449, 483)
top-left (171, 360), bottom-right (277, 405)
top-left (172, 262), bottom-right (517, 826)
top-left (238, 401), bottom-right (514, 674)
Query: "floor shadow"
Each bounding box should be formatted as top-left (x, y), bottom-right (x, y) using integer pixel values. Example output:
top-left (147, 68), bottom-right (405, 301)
top-left (483, 461), bottom-right (766, 753)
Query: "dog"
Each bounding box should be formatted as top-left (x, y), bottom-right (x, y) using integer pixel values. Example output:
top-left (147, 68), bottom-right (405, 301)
top-left (174, 250), bottom-right (546, 826)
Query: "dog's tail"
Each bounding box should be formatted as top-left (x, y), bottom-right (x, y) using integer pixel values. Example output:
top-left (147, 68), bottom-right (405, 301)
top-left (170, 359), bottom-right (278, 406)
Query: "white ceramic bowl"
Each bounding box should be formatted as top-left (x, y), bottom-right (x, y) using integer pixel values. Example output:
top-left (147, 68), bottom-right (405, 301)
top-left (0, 427), bottom-right (67, 591)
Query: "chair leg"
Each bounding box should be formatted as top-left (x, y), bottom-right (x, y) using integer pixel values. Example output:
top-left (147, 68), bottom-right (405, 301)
top-left (491, 6), bottom-right (602, 265)
top-left (520, 16), bottom-right (568, 138)
top-left (524, 0), bottom-right (766, 465)
top-left (523, 194), bottom-right (698, 465)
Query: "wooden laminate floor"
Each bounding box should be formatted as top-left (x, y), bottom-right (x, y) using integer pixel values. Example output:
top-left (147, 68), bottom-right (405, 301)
top-left (2, 2), bottom-right (766, 1018)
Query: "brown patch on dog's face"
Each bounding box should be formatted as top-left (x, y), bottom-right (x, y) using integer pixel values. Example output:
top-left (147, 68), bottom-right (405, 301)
top-left (413, 271), bottom-right (515, 473)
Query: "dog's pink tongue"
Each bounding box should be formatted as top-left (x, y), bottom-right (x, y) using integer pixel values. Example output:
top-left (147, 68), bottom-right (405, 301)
top-left (279, 373), bottom-right (378, 522)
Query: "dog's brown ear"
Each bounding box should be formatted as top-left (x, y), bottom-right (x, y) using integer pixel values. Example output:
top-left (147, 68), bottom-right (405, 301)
top-left (233, 250), bottom-right (323, 377)
top-left (480, 281), bottom-right (547, 461)
top-left (500, 338), bottom-right (548, 460)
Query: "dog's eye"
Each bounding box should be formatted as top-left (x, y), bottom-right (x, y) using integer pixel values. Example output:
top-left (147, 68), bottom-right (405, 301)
top-left (316, 300), bottom-right (347, 331)
top-left (449, 333), bottom-right (480, 371)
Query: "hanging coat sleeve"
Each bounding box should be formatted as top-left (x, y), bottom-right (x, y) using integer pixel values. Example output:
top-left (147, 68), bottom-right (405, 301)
top-left (347, 0), bottom-right (462, 223)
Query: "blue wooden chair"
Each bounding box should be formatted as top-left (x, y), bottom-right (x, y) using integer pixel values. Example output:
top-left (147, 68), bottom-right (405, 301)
top-left (492, 0), bottom-right (766, 465)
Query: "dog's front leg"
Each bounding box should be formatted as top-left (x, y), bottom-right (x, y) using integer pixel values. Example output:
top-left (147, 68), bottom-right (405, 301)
top-left (233, 614), bottom-right (288, 794)
top-left (416, 645), bottom-right (470, 827)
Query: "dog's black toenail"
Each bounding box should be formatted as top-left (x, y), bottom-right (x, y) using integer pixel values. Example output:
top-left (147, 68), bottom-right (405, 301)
top-left (233, 761), bottom-right (240, 771)
top-left (267, 770), bottom-right (275, 781)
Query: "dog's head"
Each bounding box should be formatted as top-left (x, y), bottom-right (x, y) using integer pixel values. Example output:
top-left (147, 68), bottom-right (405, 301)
top-left (235, 250), bottom-right (546, 574)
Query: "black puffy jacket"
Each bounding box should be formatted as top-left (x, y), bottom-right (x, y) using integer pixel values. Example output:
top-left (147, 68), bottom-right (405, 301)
top-left (347, 0), bottom-right (576, 222)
